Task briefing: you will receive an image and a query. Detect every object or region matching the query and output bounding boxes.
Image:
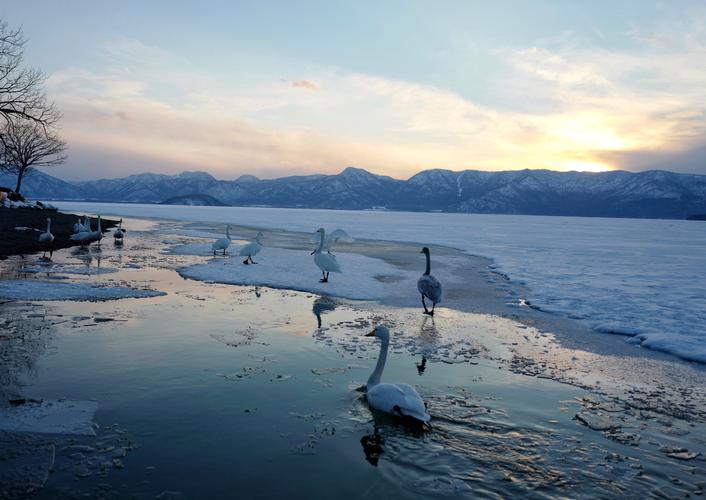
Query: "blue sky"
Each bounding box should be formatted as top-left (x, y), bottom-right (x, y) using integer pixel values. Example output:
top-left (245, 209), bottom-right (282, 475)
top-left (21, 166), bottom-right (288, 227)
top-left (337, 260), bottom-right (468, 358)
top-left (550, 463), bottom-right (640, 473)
top-left (4, 1), bottom-right (706, 179)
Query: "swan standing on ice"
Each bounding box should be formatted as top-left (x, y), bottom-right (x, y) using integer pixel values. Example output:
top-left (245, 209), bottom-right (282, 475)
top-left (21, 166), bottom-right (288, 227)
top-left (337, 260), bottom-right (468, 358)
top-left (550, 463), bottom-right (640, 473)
top-left (73, 216), bottom-right (89, 234)
top-left (418, 247), bottom-right (442, 316)
top-left (70, 216), bottom-right (96, 246)
top-left (240, 231), bottom-right (263, 264)
top-left (89, 215), bottom-right (103, 245)
top-left (114, 219), bottom-right (125, 244)
top-left (38, 217), bottom-right (54, 258)
top-left (364, 326), bottom-right (430, 422)
top-left (212, 224), bottom-right (232, 255)
top-left (310, 228), bottom-right (353, 255)
top-left (313, 228), bottom-right (341, 282)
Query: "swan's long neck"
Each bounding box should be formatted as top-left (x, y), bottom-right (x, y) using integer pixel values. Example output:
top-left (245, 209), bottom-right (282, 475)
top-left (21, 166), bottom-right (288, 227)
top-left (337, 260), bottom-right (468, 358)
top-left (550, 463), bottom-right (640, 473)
top-left (97, 216), bottom-right (102, 232)
top-left (256, 233), bottom-right (262, 244)
top-left (226, 226), bottom-right (231, 240)
top-left (367, 337), bottom-right (389, 388)
top-left (424, 251), bottom-right (431, 276)
top-left (316, 230), bottom-right (325, 254)
top-left (46, 219), bottom-right (51, 233)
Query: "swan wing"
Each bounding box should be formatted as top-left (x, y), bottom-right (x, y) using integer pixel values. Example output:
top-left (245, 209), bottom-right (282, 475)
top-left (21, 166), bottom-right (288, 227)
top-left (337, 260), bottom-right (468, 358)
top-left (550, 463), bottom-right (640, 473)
top-left (239, 242), bottom-right (261, 256)
top-left (70, 231), bottom-right (91, 242)
top-left (368, 383), bottom-right (430, 422)
top-left (417, 274), bottom-right (442, 303)
top-left (314, 253), bottom-right (342, 273)
top-left (212, 238), bottom-right (230, 250)
top-left (325, 229), bottom-right (353, 250)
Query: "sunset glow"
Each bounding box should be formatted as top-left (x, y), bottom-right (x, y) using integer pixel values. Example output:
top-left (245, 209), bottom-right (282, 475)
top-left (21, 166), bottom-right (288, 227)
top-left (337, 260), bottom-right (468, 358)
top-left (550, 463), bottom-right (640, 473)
top-left (4, 1), bottom-right (706, 180)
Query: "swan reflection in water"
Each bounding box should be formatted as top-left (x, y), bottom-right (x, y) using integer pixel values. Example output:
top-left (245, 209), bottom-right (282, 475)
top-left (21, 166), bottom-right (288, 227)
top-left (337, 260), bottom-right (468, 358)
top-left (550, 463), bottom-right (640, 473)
top-left (416, 315), bottom-right (438, 376)
top-left (312, 296), bottom-right (336, 328)
top-left (360, 426), bottom-right (385, 466)
top-left (71, 245), bottom-right (102, 269)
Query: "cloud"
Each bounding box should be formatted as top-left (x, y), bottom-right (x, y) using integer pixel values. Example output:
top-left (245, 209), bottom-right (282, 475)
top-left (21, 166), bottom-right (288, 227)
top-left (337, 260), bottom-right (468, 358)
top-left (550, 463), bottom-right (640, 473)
top-left (290, 80), bottom-right (320, 91)
top-left (45, 19), bottom-right (706, 181)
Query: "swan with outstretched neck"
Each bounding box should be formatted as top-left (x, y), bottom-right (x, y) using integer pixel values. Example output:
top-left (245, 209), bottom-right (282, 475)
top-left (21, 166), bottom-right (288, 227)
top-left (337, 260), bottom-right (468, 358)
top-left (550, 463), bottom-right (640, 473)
top-left (364, 325), bottom-right (430, 422)
top-left (313, 228), bottom-right (341, 282)
top-left (417, 247), bottom-right (442, 316)
top-left (38, 217), bottom-right (54, 258)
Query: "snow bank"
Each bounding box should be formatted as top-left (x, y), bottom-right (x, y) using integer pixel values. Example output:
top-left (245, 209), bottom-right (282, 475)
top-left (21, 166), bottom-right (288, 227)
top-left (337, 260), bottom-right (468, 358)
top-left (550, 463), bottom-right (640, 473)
top-left (175, 243), bottom-right (413, 300)
top-left (0, 280), bottom-right (166, 301)
top-left (0, 400), bottom-right (98, 436)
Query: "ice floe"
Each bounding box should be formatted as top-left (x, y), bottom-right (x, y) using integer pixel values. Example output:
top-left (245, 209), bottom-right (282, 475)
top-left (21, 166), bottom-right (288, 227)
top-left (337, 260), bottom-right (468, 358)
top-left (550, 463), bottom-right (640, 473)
top-left (0, 400), bottom-right (98, 436)
top-left (174, 243), bottom-right (415, 300)
top-left (0, 280), bottom-right (165, 301)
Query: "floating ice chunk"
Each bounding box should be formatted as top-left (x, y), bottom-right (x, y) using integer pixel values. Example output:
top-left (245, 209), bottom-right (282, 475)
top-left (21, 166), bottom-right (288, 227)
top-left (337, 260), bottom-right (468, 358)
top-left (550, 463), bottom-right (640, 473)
top-left (0, 400), bottom-right (98, 436)
top-left (177, 246), bottom-right (412, 301)
top-left (0, 280), bottom-right (166, 301)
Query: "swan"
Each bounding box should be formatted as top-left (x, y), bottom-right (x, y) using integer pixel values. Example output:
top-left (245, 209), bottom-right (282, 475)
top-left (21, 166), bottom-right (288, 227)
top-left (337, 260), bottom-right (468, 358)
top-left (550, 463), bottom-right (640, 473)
top-left (313, 228), bottom-right (341, 282)
top-left (89, 215), bottom-right (103, 244)
top-left (418, 247), bottom-right (442, 316)
top-left (212, 224), bottom-right (232, 255)
top-left (310, 228), bottom-right (353, 255)
top-left (239, 231), bottom-right (263, 264)
top-left (113, 219), bottom-right (125, 244)
top-left (72, 215), bottom-right (90, 234)
top-left (364, 326), bottom-right (430, 422)
top-left (70, 217), bottom-right (93, 246)
top-left (38, 217), bottom-right (54, 257)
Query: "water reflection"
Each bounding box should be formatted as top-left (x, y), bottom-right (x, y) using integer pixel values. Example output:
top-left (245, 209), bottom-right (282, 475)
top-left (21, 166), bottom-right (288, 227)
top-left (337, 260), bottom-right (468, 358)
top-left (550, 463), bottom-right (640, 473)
top-left (0, 304), bottom-right (54, 402)
top-left (312, 296), bottom-right (337, 328)
top-left (360, 427), bottom-right (384, 466)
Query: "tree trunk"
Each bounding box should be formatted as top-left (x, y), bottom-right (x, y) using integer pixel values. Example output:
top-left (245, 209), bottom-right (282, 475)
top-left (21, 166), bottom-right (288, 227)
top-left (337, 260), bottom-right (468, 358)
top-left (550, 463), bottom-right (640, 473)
top-left (14, 169), bottom-right (24, 194)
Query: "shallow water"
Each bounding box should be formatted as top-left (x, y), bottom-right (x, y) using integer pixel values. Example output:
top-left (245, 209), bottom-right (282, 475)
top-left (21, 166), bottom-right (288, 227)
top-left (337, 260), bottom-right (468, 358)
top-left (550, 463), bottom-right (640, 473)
top-left (1, 222), bottom-right (705, 498)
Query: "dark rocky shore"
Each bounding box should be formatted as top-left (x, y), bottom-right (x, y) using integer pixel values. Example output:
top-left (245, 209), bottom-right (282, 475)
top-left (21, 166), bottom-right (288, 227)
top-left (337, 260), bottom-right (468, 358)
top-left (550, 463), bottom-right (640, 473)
top-left (0, 208), bottom-right (117, 258)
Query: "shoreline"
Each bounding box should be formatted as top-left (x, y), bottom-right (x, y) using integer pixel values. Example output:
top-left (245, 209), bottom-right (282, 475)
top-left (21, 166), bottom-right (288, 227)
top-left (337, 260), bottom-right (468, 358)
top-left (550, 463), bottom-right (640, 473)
top-left (0, 208), bottom-right (118, 258)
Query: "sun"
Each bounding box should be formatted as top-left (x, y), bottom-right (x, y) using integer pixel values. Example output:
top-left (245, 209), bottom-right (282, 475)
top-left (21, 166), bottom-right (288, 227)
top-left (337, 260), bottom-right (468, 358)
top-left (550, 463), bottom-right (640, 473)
top-left (560, 160), bottom-right (613, 173)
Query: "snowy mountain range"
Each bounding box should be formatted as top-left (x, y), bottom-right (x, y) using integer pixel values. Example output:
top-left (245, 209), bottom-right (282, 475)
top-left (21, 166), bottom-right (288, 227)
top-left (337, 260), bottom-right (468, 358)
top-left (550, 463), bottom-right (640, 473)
top-left (3, 167), bottom-right (706, 219)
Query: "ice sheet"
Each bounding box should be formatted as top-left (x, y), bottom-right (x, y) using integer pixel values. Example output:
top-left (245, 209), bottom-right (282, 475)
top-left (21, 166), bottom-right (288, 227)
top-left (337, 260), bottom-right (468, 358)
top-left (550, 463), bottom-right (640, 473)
top-left (53, 202), bottom-right (706, 363)
top-left (0, 280), bottom-right (166, 301)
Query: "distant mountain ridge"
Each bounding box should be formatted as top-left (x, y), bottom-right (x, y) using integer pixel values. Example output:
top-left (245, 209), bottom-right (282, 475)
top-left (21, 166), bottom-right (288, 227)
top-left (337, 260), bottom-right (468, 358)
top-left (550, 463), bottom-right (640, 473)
top-left (3, 166), bottom-right (706, 219)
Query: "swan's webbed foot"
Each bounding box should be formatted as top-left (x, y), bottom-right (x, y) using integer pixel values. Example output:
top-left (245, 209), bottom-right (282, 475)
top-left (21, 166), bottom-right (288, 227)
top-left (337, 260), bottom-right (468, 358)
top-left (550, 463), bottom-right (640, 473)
top-left (319, 278), bottom-right (328, 283)
top-left (243, 259), bottom-right (250, 265)
top-left (423, 310), bottom-right (434, 317)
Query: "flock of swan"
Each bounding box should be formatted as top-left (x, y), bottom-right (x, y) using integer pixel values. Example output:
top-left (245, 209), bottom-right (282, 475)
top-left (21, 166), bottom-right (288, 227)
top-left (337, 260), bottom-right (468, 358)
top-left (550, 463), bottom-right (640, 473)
top-left (37, 215), bottom-right (441, 424)
top-left (209, 224), bottom-right (443, 424)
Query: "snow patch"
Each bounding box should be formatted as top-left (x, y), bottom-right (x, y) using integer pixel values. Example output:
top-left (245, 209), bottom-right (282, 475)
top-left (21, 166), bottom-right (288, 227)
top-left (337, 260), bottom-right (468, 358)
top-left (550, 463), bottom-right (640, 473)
top-left (175, 243), bottom-right (412, 300)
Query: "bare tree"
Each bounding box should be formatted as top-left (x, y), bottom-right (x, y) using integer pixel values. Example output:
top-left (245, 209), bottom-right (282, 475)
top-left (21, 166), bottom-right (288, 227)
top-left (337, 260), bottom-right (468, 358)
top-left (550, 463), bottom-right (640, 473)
top-left (0, 121), bottom-right (66, 193)
top-left (0, 19), bottom-right (59, 130)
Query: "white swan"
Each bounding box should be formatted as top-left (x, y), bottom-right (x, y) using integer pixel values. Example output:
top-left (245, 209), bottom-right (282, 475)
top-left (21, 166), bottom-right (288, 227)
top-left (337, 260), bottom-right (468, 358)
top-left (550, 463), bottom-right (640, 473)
top-left (313, 228), bottom-right (341, 282)
top-left (310, 228), bottom-right (353, 255)
top-left (113, 219), bottom-right (125, 244)
top-left (73, 216), bottom-right (88, 234)
top-left (364, 325), bottom-right (430, 422)
top-left (212, 224), bottom-right (232, 255)
top-left (239, 231), bottom-right (263, 264)
top-left (418, 247), bottom-right (442, 316)
top-left (38, 217), bottom-right (54, 257)
top-left (89, 215), bottom-right (103, 244)
top-left (70, 217), bottom-right (93, 246)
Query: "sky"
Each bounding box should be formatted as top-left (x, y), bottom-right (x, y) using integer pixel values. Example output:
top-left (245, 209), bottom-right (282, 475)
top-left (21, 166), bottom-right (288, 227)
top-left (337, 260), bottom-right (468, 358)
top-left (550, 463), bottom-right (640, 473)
top-left (3, 0), bottom-right (706, 180)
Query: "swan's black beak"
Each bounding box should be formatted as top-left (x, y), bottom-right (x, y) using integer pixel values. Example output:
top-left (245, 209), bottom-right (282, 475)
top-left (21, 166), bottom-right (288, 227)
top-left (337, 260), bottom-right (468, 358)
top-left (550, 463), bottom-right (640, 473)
top-left (365, 329), bottom-right (376, 337)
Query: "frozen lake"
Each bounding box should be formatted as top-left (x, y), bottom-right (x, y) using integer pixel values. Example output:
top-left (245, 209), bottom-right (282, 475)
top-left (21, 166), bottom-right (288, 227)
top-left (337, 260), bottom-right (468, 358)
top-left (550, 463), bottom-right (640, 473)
top-left (55, 202), bottom-right (706, 364)
top-left (2, 226), bottom-right (704, 497)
